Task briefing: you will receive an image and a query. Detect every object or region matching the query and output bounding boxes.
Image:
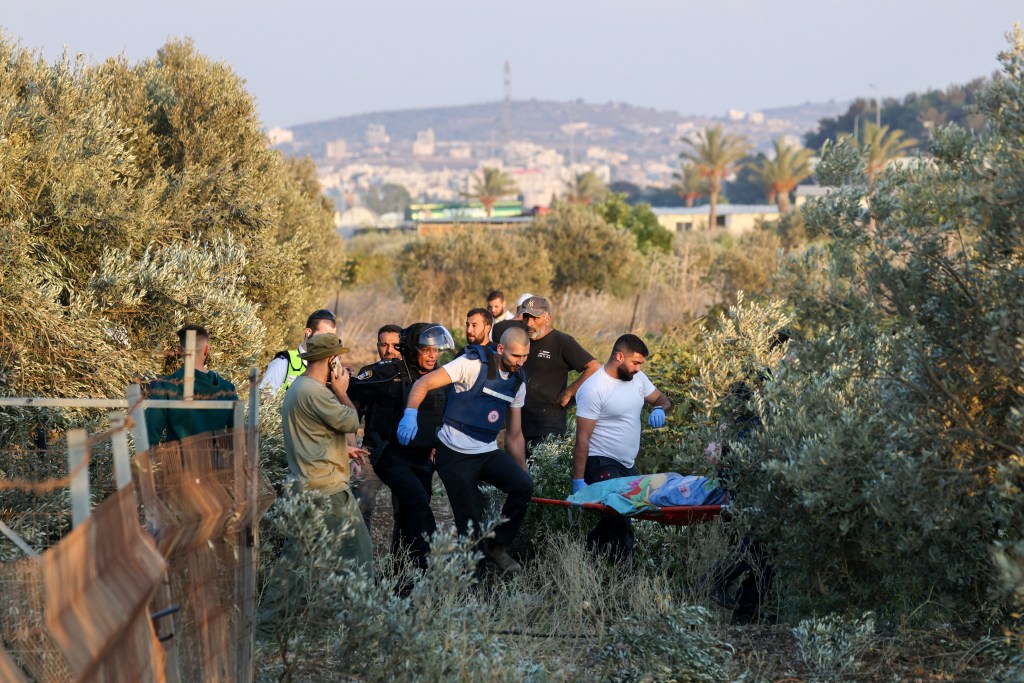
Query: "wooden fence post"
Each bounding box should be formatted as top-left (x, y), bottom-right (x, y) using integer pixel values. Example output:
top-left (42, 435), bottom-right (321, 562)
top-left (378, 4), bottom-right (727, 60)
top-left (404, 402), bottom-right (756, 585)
top-left (234, 368), bottom-right (261, 683)
top-left (126, 384), bottom-right (150, 455)
top-left (110, 411), bottom-right (132, 491)
top-left (68, 429), bottom-right (90, 528)
top-left (183, 329), bottom-right (196, 401)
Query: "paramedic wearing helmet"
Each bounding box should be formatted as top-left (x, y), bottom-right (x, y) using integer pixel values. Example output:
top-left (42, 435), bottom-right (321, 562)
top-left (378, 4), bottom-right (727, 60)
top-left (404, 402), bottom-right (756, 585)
top-left (348, 323), bottom-right (454, 569)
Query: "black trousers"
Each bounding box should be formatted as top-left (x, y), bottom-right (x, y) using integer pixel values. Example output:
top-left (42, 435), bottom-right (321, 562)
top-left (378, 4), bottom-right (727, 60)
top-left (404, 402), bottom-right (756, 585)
top-left (372, 447), bottom-right (435, 569)
top-left (434, 441), bottom-right (534, 548)
top-left (584, 456), bottom-right (638, 563)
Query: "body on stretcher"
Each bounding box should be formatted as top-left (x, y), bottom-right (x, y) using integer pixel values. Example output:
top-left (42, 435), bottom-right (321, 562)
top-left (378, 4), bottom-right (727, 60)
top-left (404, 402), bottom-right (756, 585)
top-left (531, 472), bottom-right (729, 526)
top-left (530, 496), bottom-right (726, 526)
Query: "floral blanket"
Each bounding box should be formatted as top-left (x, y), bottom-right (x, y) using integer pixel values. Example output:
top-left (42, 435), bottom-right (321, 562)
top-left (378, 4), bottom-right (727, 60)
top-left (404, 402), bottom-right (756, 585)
top-left (567, 473), bottom-right (727, 515)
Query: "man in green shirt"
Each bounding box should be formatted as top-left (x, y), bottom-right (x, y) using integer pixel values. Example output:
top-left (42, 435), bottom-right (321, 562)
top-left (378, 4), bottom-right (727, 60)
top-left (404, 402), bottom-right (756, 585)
top-left (145, 324), bottom-right (238, 444)
top-left (258, 333), bottom-right (373, 635)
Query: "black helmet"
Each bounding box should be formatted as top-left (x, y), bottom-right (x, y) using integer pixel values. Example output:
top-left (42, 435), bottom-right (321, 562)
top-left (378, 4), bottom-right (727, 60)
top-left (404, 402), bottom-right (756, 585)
top-left (399, 323), bottom-right (455, 365)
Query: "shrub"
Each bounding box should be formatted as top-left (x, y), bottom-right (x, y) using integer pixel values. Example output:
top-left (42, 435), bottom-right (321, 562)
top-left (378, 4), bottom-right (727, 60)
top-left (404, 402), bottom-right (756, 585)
top-left (721, 30), bottom-right (1024, 626)
top-left (395, 227), bottom-right (553, 324)
top-left (0, 36), bottom-right (342, 433)
top-left (598, 604), bottom-right (731, 683)
top-left (792, 612), bottom-right (875, 675)
top-left (529, 203), bottom-right (640, 296)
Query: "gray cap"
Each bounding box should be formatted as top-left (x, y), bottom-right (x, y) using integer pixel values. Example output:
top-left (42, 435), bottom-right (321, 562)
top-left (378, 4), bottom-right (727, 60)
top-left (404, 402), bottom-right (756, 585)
top-left (520, 296), bottom-right (551, 317)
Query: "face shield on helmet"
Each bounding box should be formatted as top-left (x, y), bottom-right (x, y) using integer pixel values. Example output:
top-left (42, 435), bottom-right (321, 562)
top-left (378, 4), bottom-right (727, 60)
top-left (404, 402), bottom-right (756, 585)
top-left (415, 325), bottom-right (455, 353)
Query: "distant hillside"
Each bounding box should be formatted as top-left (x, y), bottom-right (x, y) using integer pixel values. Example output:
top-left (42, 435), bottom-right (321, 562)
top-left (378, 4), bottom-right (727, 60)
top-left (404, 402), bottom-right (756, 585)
top-left (292, 99), bottom-right (702, 146)
top-left (288, 98), bottom-right (846, 158)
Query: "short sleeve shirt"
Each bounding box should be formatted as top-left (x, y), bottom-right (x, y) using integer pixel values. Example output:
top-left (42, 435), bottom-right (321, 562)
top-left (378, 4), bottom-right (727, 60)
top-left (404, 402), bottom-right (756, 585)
top-left (437, 355), bottom-right (526, 454)
top-left (575, 369), bottom-right (657, 468)
top-left (282, 375), bottom-right (361, 495)
top-left (521, 329), bottom-right (595, 438)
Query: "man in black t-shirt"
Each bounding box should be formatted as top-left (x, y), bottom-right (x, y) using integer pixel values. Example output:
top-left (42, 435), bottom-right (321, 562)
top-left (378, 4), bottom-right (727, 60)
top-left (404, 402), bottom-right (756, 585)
top-left (519, 296), bottom-right (600, 456)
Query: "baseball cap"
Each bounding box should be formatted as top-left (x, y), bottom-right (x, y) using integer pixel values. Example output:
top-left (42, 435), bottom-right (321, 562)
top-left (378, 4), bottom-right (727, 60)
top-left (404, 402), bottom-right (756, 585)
top-left (520, 296), bottom-right (551, 317)
top-left (515, 293), bottom-right (535, 307)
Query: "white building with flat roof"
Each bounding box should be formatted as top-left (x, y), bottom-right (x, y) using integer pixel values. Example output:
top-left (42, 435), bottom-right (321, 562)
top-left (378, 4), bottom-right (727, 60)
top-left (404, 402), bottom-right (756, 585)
top-left (413, 129), bottom-right (436, 157)
top-left (267, 127), bottom-right (293, 145)
top-left (654, 205), bottom-right (780, 234)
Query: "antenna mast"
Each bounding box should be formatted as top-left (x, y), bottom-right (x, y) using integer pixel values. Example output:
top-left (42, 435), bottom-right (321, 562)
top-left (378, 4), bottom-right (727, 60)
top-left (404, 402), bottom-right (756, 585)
top-left (503, 60), bottom-right (512, 164)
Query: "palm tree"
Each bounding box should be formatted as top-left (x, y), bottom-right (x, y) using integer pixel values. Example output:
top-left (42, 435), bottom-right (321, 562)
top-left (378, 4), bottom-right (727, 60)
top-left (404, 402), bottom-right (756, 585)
top-left (680, 126), bottom-right (751, 229)
top-left (563, 170), bottom-right (608, 205)
top-left (750, 138), bottom-right (815, 213)
top-left (672, 162), bottom-right (706, 207)
top-left (850, 123), bottom-right (918, 184)
top-left (464, 167), bottom-right (518, 217)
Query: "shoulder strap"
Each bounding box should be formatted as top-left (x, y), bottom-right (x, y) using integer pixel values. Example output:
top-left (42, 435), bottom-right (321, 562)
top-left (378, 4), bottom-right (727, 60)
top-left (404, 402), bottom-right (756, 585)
top-left (484, 347), bottom-right (497, 381)
top-left (511, 367), bottom-right (525, 396)
top-left (463, 344), bottom-right (498, 380)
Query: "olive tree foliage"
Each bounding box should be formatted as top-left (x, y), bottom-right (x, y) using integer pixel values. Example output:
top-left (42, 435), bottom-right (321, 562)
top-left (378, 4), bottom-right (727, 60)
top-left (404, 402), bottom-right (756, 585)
top-left (702, 30), bottom-right (1024, 624)
top-left (395, 227), bottom-right (553, 324)
top-left (0, 37), bottom-right (340, 436)
top-left (528, 202), bottom-right (640, 296)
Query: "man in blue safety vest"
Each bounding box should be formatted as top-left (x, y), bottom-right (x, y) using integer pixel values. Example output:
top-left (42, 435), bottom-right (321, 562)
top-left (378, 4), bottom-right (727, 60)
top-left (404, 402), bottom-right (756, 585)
top-left (398, 325), bottom-right (534, 575)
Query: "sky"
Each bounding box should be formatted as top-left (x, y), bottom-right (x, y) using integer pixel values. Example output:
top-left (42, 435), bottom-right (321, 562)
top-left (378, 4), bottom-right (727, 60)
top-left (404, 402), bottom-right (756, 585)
top-left (3, 1), bottom-right (1020, 129)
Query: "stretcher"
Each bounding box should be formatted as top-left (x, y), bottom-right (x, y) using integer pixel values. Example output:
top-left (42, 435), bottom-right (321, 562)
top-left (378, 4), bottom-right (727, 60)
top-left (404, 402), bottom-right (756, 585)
top-left (530, 497), bottom-right (726, 526)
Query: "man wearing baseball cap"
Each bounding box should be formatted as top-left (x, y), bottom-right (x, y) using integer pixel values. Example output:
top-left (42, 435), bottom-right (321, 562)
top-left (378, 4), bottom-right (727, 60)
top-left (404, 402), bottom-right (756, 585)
top-left (519, 295), bottom-right (600, 456)
top-left (258, 332), bottom-right (372, 634)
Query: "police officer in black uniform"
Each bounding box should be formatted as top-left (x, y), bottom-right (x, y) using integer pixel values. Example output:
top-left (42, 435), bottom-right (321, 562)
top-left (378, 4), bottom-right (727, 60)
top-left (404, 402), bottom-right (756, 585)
top-left (348, 322), bottom-right (453, 569)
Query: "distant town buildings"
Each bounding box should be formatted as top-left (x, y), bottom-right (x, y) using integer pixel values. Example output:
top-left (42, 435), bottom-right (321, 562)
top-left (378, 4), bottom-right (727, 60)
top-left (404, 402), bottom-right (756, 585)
top-left (412, 129), bottom-right (436, 157)
top-left (265, 98), bottom-right (841, 232)
top-left (326, 138), bottom-right (348, 160)
top-left (365, 124), bottom-right (390, 146)
top-left (267, 127), bottom-right (294, 145)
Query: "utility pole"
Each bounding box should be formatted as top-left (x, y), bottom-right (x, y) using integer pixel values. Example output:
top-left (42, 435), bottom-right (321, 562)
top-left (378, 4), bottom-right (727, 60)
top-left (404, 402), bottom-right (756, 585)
top-left (503, 61), bottom-right (512, 165)
top-left (870, 83), bottom-right (881, 127)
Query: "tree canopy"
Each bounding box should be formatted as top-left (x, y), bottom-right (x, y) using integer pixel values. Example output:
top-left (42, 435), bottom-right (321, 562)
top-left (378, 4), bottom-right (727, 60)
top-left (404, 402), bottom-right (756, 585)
top-left (680, 126), bottom-right (751, 229)
top-left (463, 167), bottom-right (518, 217)
top-left (0, 37), bottom-right (342, 427)
top-left (749, 138), bottom-right (815, 212)
top-left (804, 78), bottom-right (988, 151)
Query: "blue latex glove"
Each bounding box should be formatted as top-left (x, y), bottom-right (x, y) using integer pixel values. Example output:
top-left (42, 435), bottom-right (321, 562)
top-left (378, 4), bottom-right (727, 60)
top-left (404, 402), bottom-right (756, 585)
top-left (572, 479), bottom-right (587, 495)
top-left (397, 408), bottom-right (419, 445)
top-left (648, 406), bottom-right (666, 428)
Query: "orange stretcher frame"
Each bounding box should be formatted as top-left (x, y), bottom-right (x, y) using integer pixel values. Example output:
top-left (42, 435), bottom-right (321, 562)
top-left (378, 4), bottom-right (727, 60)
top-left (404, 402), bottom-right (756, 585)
top-left (530, 497), bottom-right (727, 526)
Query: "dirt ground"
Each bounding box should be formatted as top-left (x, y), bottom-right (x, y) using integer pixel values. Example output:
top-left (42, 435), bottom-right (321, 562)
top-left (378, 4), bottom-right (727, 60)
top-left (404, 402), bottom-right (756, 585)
top-left (353, 460), bottom-right (454, 552)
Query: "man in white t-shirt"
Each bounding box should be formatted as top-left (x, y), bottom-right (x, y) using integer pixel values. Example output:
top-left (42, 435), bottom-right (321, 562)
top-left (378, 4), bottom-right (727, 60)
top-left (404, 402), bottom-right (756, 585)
top-left (486, 289), bottom-right (515, 323)
top-left (572, 333), bottom-right (670, 562)
top-left (398, 326), bottom-right (534, 574)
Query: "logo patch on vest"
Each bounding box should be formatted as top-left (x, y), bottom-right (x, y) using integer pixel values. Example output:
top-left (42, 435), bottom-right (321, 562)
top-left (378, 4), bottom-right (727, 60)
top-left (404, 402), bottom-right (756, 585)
top-left (356, 370), bottom-right (372, 380)
top-left (487, 409), bottom-right (500, 423)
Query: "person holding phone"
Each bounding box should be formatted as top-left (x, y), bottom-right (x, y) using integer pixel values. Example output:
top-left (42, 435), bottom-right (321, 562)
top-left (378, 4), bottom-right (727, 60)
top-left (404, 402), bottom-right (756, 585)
top-left (258, 333), bottom-right (372, 634)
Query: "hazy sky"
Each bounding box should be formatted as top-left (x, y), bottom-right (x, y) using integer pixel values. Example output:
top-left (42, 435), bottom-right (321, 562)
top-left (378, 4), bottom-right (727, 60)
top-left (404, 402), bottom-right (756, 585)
top-left (3, 1), bottom-right (1020, 128)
